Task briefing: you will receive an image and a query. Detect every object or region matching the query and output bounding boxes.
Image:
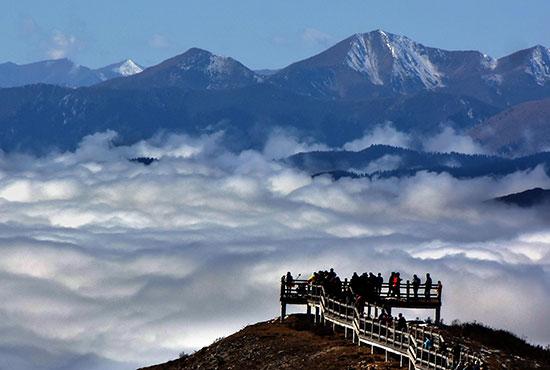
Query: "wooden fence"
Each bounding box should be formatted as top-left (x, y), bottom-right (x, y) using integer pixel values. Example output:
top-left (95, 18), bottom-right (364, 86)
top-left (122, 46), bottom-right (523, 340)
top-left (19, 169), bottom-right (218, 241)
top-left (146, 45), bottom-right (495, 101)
top-left (281, 279), bottom-right (483, 369)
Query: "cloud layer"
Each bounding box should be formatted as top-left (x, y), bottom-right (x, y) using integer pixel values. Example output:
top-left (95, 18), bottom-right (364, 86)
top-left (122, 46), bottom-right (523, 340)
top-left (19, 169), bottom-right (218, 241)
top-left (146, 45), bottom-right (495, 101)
top-left (0, 131), bottom-right (549, 370)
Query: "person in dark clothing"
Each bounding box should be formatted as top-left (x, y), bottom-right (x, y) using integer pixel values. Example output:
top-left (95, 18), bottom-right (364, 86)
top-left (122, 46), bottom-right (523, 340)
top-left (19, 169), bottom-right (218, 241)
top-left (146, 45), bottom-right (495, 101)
top-left (396, 313), bottom-right (407, 332)
top-left (452, 343), bottom-right (461, 367)
top-left (388, 272), bottom-right (395, 296)
top-left (285, 272), bottom-right (293, 294)
top-left (376, 273), bottom-right (383, 296)
top-left (412, 274), bottom-right (421, 299)
top-left (355, 294), bottom-right (365, 316)
top-left (332, 276), bottom-right (342, 298)
top-left (425, 273), bottom-right (433, 299)
top-left (392, 272), bottom-right (402, 298)
top-left (350, 272), bottom-right (360, 294)
top-left (359, 272), bottom-right (369, 298)
top-left (368, 272), bottom-right (377, 301)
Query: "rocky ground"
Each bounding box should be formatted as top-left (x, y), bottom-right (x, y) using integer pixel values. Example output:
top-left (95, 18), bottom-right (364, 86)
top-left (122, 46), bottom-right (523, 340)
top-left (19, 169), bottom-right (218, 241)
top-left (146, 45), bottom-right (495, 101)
top-left (139, 314), bottom-right (550, 370)
top-left (139, 314), bottom-right (401, 370)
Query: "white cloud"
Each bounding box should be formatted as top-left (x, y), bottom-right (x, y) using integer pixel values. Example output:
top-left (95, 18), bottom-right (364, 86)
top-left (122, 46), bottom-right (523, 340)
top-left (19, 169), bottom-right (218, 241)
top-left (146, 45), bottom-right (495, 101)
top-left (47, 30), bottom-right (81, 60)
top-left (17, 18), bottom-right (85, 61)
top-left (424, 126), bottom-right (487, 154)
top-left (148, 34), bottom-right (170, 49)
top-left (301, 27), bottom-right (334, 47)
top-left (263, 129), bottom-right (329, 159)
top-left (0, 131), bottom-right (549, 369)
top-left (342, 122), bottom-right (412, 151)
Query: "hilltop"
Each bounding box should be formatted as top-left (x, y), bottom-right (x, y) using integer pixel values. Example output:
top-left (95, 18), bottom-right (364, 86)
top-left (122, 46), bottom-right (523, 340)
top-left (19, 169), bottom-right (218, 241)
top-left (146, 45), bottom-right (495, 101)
top-left (139, 315), bottom-right (401, 370)
top-left (140, 314), bottom-right (550, 370)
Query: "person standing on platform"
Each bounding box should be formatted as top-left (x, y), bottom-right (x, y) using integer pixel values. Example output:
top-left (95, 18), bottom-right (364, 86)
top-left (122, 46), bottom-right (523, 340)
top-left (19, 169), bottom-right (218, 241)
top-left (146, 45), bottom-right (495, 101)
top-left (412, 274), bottom-right (421, 299)
top-left (424, 273), bottom-right (432, 299)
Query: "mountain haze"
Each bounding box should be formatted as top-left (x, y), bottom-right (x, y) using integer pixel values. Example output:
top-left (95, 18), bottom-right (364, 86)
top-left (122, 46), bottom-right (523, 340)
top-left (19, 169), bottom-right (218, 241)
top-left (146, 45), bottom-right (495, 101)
top-left (0, 58), bottom-right (143, 88)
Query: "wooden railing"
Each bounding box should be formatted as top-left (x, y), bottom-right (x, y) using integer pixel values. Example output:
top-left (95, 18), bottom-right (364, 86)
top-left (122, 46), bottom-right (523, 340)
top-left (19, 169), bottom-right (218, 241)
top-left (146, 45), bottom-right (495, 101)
top-left (282, 278), bottom-right (442, 305)
top-left (281, 280), bottom-right (483, 369)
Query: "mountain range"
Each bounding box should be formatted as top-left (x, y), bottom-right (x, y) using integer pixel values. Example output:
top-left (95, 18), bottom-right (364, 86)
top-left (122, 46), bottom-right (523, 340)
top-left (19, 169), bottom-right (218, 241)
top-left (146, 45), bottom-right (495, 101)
top-left (0, 58), bottom-right (143, 88)
top-left (0, 30), bottom-right (549, 154)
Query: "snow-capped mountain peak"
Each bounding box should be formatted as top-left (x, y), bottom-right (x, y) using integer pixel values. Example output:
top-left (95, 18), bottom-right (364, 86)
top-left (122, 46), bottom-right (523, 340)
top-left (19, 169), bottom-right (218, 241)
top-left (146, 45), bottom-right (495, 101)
top-left (94, 59), bottom-right (144, 81)
top-left (345, 30), bottom-right (444, 90)
top-left (115, 59), bottom-right (143, 76)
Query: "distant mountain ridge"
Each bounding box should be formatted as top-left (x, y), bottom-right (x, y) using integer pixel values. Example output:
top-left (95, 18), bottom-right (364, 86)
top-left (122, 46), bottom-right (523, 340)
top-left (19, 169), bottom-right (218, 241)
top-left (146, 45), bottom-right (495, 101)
top-left (3, 30), bottom-right (549, 100)
top-left (470, 97), bottom-right (550, 155)
top-left (269, 30), bottom-right (550, 105)
top-left (285, 144), bottom-right (550, 180)
top-left (1, 29), bottom-right (550, 153)
top-left (100, 48), bottom-right (256, 90)
top-left (493, 187), bottom-right (550, 207)
top-left (0, 58), bottom-right (143, 88)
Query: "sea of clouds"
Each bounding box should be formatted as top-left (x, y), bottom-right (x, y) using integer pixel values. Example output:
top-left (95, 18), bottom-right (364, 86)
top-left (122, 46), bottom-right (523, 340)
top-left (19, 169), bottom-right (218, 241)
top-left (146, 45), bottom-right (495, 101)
top-left (0, 128), bottom-right (549, 370)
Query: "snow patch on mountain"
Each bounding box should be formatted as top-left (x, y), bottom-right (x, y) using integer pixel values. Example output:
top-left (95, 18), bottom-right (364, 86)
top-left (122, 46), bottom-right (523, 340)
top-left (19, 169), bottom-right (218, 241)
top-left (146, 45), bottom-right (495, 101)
top-left (483, 73), bottom-right (503, 86)
top-left (526, 46), bottom-right (550, 85)
top-left (481, 54), bottom-right (498, 70)
top-left (116, 59), bottom-right (143, 76)
top-left (387, 33), bottom-right (444, 89)
top-left (346, 33), bottom-right (383, 85)
top-left (346, 35), bottom-right (382, 84)
top-left (345, 31), bottom-right (444, 89)
top-left (207, 55), bottom-right (231, 76)
top-left (94, 59), bottom-right (144, 81)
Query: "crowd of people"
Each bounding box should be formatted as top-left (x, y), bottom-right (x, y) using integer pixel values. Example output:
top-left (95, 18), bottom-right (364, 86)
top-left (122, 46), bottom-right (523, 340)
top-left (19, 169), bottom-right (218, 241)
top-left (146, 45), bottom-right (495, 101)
top-left (284, 269), bottom-right (443, 332)
top-left (283, 269), bottom-right (484, 370)
top-left (293, 269), bottom-right (441, 303)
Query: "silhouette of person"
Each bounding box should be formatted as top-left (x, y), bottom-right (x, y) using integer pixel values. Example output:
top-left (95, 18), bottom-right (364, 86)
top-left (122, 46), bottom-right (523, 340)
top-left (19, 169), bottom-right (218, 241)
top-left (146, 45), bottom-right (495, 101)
top-left (376, 273), bottom-right (383, 296)
top-left (424, 273), bottom-right (432, 299)
top-left (396, 313), bottom-right (407, 331)
top-left (412, 274), bottom-right (421, 299)
top-left (285, 271), bottom-right (293, 294)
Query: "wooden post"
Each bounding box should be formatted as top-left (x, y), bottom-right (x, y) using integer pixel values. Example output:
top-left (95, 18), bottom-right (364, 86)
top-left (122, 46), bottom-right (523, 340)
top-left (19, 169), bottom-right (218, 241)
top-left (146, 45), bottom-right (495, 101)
top-left (306, 304), bottom-right (311, 321)
top-left (406, 280), bottom-right (410, 301)
top-left (315, 306), bottom-right (320, 324)
top-left (280, 302), bottom-right (286, 322)
top-left (435, 307), bottom-right (441, 325)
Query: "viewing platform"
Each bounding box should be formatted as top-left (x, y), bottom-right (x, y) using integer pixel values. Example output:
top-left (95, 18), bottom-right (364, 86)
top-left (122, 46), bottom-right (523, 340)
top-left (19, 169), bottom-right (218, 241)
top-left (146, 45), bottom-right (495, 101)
top-left (281, 276), bottom-right (442, 323)
top-left (280, 272), bottom-right (483, 370)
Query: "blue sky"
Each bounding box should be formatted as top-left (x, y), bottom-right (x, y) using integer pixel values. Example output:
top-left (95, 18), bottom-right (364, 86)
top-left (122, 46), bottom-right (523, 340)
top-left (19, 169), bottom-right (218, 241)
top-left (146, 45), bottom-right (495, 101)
top-left (2, 0), bottom-right (550, 69)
